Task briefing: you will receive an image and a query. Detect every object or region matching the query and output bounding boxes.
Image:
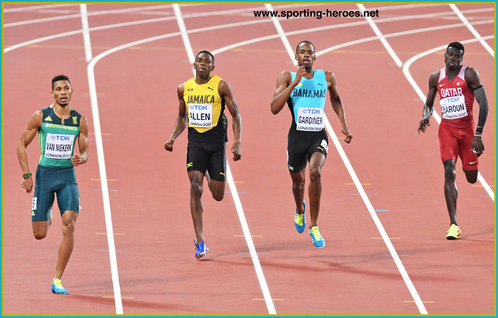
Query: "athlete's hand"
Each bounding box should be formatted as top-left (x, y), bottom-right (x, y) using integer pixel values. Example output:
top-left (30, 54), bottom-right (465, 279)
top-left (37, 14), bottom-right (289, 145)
top-left (232, 141), bottom-right (241, 161)
top-left (294, 66), bottom-right (307, 85)
top-left (21, 177), bottom-right (33, 193)
top-left (71, 154), bottom-right (87, 166)
top-left (472, 136), bottom-right (484, 157)
top-left (164, 139), bottom-right (174, 152)
top-left (342, 128), bottom-right (352, 144)
top-left (418, 118), bottom-right (430, 133)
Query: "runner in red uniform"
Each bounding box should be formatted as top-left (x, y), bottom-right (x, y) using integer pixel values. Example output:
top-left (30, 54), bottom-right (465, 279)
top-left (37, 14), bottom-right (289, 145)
top-left (418, 42), bottom-right (489, 239)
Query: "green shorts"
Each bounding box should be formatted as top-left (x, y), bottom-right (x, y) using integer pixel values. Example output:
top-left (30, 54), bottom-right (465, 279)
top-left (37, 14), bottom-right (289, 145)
top-left (32, 165), bottom-right (80, 222)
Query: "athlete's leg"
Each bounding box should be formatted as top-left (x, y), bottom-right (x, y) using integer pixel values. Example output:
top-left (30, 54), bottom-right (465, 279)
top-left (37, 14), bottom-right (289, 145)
top-left (463, 169), bottom-right (478, 184)
top-left (32, 178), bottom-right (55, 240)
top-left (459, 126), bottom-right (479, 184)
top-left (54, 210), bottom-right (78, 279)
top-left (189, 170), bottom-right (206, 243)
top-left (290, 170), bottom-right (306, 214)
top-left (33, 221), bottom-right (50, 240)
top-left (207, 179), bottom-right (225, 202)
top-left (205, 143), bottom-right (226, 201)
top-left (443, 159), bottom-right (458, 225)
top-left (308, 152), bottom-right (326, 228)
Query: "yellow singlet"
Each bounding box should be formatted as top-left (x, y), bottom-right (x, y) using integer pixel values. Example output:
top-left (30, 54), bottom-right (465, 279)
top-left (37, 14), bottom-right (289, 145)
top-left (183, 75), bottom-right (224, 134)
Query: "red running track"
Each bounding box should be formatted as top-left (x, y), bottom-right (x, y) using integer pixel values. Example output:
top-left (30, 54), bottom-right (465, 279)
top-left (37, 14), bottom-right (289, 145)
top-left (2, 3), bottom-right (495, 315)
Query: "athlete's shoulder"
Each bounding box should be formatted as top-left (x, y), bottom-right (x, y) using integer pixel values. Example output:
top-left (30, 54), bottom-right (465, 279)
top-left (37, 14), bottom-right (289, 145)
top-left (464, 65), bottom-right (478, 77)
top-left (70, 108), bottom-right (83, 118)
top-left (322, 69), bottom-right (334, 77)
top-left (41, 105), bottom-right (53, 114)
top-left (211, 74), bottom-right (223, 81)
top-left (429, 70), bottom-right (439, 83)
top-left (277, 70), bottom-right (292, 82)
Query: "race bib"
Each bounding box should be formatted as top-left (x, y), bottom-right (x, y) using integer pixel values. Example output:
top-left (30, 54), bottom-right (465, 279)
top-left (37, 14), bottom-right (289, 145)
top-left (44, 133), bottom-right (75, 159)
top-left (188, 104), bottom-right (213, 127)
top-left (440, 95), bottom-right (468, 120)
top-left (296, 108), bottom-right (324, 132)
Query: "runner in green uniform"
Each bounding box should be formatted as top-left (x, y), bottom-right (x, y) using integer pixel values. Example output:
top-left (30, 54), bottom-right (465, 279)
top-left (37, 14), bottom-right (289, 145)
top-left (17, 75), bottom-right (89, 294)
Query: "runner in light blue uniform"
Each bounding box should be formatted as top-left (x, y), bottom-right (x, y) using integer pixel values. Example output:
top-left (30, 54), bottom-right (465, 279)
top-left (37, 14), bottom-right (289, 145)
top-left (271, 41), bottom-right (353, 248)
top-left (289, 69), bottom-right (327, 134)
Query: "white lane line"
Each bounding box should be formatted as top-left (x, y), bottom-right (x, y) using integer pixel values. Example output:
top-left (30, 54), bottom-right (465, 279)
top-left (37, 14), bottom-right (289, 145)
top-left (269, 9), bottom-right (428, 315)
top-left (4, 2), bottom-right (319, 28)
top-left (317, 19), bottom-right (493, 57)
top-left (5, 6), bottom-right (492, 54)
top-left (174, 4), bottom-right (276, 315)
top-left (357, 3), bottom-right (403, 67)
top-left (3, 3), bottom-right (77, 13)
top-left (79, 4), bottom-right (93, 62)
top-left (402, 36), bottom-right (495, 202)
top-left (80, 4), bottom-right (124, 315)
top-left (264, 3), bottom-right (295, 62)
top-left (173, 4), bottom-right (195, 63)
top-left (4, 4), bottom-right (174, 27)
top-left (449, 4), bottom-right (494, 57)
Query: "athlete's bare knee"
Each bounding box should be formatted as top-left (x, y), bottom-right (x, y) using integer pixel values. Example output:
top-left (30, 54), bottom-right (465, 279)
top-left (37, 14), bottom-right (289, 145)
top-left (190, 180), bottom-right (203, 198)
top-left (309, 168), bottom-right (321, 183)
top-left (212, 191), bottom-right (224, 201)
top-left (464, 170), bottom-right (478, 184)
top-left (33, 232), bottom-right (46, 240)
top-left (32, 222), bottom-right (48, 240)
top-left (292, 181), bottom-right (305, 192)
top-left (62, 222), bottom-right (75, 236)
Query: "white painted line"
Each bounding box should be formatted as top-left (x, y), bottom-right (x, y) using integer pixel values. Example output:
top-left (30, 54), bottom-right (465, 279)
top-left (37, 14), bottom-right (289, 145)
top-left (173, 4), bottom-right (195, 63)
top-left (265, 4), bottom-right (295, 63)
top-left (316, 19), bottom-right (493, 57)
top-left (4, 4), bottom-right (174, 27)
top-left (323, 118), bottom-right (428, 316)
top-left (357, 3), bottom-right (403, 67)
top-left (80, 7), bottom-right (124, 315)
top-left (5, 6), bottom-right (492, 54)
top-left (79, 4), bottom-right (92, 62)
top-left (174, 4), bottom-right (276, 315)
top-left (3, 3), bottom-right (77, 13)
top-left (268, 10), bottom-right (427, 315)
top-left (449, 4), bottom-right (494, 57)
top-left (402, 36), bottom-right (495, 202)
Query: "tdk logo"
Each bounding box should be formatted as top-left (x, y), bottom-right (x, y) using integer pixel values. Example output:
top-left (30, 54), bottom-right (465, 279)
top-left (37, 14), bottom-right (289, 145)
top-left (51, 135), bottom-right (71, 141)
top-left (191, 105), bottom-right (209, 110)
top-left (446, 97), bottom-right (461, 103)
top-left (302, 109), bottom-right (322, 115)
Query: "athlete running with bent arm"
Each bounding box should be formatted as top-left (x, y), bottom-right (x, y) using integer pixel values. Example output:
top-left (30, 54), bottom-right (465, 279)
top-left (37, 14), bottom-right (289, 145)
top-left (165, 51), bottom-right (242, 259)
top-left (418, 41), bottom-right (489, 239)
top-left (17, 74), bottom-right (89, 294)
top-left (271, 40), bottom-right (352, 248)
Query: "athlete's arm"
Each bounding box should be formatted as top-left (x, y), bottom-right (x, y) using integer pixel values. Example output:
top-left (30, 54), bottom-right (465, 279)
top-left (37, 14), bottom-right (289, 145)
top-left (17, 110), bottom-right (43, 193)
top-left (219, 80), bottom-right (242, 161)
top-left (72, 116), bottom-right (89, 166)
top-left (270, 67), bottom-right (306, 115)
top-left (418, 72), bottom-right (438, 134)
top-left (164, 84), bottom-right (188, 152)
top-left (326, 71), bottom-right (352, 144)
top-left (466, 67), bottom-right (488, 157)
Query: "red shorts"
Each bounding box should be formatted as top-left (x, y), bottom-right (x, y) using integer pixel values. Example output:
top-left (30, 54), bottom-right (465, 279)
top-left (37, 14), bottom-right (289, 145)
top-left (438, 122), bottom-right (478, 170)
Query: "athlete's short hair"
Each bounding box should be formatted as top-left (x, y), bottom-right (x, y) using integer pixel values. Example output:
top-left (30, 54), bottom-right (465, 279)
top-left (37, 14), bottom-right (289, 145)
top-left (447, 42), bottom-right (465, 54)
top-left (295, 40), bottom-right (315, 54)
top-left (196, 50), bottom-right (215, 64)
top-left (51, 74), bottom-right (71, 90)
